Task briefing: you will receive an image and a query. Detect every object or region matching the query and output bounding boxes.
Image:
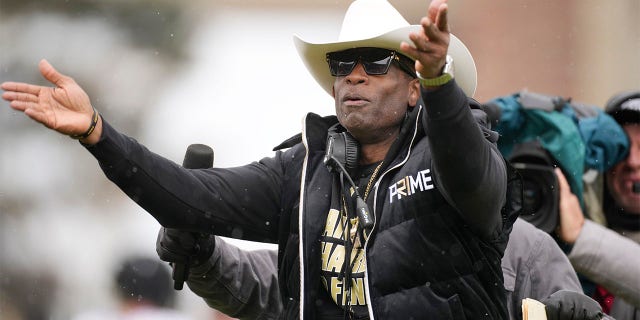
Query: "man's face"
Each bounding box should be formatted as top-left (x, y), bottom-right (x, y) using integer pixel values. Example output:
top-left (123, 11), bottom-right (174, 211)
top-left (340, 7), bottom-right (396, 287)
top-left (330, 49), bottom-right (419, 144)
top-left (606, 124), bottom-right (640, 214)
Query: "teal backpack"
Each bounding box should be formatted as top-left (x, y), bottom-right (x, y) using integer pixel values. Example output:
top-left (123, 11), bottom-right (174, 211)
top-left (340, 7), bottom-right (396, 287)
top-left (484, 90), bottom-right (628, 216)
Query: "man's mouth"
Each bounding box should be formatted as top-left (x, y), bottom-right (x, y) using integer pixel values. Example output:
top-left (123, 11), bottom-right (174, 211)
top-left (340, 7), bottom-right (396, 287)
top-left (343, 94), bottom-right (368, 105)
top-left (632, 181), bottom-right (640, 194)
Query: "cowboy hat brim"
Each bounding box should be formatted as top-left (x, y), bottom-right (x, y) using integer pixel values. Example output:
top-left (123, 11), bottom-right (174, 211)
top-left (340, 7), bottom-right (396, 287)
top-left (294, 25), bottom-right (477, 97)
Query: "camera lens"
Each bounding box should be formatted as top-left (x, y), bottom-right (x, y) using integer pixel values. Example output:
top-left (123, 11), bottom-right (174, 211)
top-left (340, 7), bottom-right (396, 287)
top-left (511, 162), bottom-right (559, 234)
top-left (522, 179), bottom-right (544, 213)
top-left (508, 140), bottom-right (561, 234)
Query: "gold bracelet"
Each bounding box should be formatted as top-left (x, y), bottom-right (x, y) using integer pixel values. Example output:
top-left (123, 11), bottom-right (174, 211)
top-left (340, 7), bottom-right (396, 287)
top-left (70, 108), bottom-right (98, 139)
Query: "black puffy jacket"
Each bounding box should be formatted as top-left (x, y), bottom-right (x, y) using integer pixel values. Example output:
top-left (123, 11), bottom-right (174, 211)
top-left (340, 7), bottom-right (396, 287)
top-left (87, 81), bottom-right (515, 319)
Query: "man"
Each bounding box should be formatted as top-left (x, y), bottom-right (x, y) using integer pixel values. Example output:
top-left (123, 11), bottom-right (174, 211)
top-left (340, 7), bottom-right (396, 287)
top-left (556, 91), bottom-right (640, 318)
top-left (1, 0), bottom-right (515, 318)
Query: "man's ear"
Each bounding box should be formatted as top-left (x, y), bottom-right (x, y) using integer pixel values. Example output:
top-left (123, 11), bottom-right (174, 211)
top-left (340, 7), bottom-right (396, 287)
top-left (408, 79), bottom-right (420, 107)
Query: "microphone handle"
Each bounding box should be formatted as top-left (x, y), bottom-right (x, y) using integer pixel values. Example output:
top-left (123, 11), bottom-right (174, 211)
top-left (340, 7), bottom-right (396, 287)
top-left (173, 262), bottom-right (189, 290)
top-left (172, 144), bottom-right (214, 290)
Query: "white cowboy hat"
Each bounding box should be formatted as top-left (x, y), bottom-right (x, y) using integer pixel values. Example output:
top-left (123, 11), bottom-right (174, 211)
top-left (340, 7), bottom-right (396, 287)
top-left (293, 0), bottom-right (477, 97)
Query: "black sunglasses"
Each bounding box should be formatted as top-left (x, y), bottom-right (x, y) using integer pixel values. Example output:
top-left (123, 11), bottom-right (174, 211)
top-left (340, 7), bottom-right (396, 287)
top-left (326, 48), bottom-right (416, 78)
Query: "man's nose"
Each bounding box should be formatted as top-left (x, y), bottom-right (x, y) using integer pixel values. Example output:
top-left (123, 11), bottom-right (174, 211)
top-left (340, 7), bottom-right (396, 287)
top-left (345, 62), bottom-right (368, 84)
top-left (626, 144), bottom-right (640, 169)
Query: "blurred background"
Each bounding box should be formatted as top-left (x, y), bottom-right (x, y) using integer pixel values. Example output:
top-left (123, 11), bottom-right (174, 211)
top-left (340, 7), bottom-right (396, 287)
top-left (0, 0), bottom-right (638, 319)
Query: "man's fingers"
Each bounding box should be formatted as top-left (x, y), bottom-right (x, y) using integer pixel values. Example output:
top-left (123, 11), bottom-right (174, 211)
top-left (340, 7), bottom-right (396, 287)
top-left (23, 107), bottom-right (49, 125)
top-left (11, 100), bottom-right (52, 128)
top-left (555, 168), bottom-right (570, 194)
top-left (409, 29), bottom-right (429, 52)
top-left (427, 0), bottom-right (447, 21)
top-left (421, 15), bottom-right (447, 46)
top-left (9, 100), bottom-right (39, 112)
top-left (2, 91), bottom-right (39, 103)
top-left (435, 3), bottom-right (449, 32)
top-left (399, 41), bottom-right (420, 61)
top-left (39, 59), bottom-right (71, 88)
top-left (1, 81), bottom-right (42, 96)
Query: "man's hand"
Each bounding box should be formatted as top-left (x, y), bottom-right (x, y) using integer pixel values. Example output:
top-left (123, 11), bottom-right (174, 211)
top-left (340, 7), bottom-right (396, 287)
top-left (400, 0), bottom-right (450, 79)
top-left (543, 290), bottom-right (604, 320)
top-left (555, 168), bottom-right (585, 244)
top-left (1, 59), bottom-right (102, 144)
top-left (156, 227), bottom-right (216, 268)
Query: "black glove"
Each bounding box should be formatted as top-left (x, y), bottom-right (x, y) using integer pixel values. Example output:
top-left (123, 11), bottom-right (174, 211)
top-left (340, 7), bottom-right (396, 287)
top-left (543, 290), bottom-right (604, 320)
top-left (156, 227), bottom-right (216, 269)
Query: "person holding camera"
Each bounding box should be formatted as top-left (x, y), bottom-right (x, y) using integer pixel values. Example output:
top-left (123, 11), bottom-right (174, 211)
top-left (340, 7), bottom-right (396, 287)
top-left (2, 0), bottom-right (519, 318)
top-left (555, 91), bottom-right (640, 318)
top-left (482, 89), bottom-right (638, 319)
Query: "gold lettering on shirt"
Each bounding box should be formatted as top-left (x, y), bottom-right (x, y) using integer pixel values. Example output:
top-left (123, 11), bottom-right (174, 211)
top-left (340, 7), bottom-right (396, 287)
top-left (323, 209), bottom-right (342, 238)
top-left (350, 277), bottom-right (366, 305)
top-left (330, 277), bottom-right (345, 305)
top-left (321, 208), bottom-right (368, 308)
top-left (329, 277), bottom-right (367, 306)
top-left (325, 244), bottom-right (345, 272)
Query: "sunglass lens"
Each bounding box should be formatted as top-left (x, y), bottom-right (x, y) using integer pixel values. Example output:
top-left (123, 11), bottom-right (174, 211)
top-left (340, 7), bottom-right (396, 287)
top-left (362, 56), bottom-right (393, 75)
top-left (329, 60), bottom-right (356, 77)
top-left (327, 48), bottom-right (395, 76)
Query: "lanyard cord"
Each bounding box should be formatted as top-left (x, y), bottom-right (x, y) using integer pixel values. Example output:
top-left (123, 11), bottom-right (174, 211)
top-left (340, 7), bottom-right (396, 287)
top-left (340, 172), bottom-right (354, 317)
top-left (335, 161), bottom-right (384, 318)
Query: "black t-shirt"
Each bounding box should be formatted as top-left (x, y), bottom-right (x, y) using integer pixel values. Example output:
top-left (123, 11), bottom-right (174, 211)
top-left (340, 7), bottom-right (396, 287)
top-left (317, 162), bottom-right (381, 319)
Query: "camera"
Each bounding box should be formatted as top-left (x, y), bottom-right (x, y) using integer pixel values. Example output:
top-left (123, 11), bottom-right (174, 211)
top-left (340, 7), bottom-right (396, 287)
top-left (508, 141), bottom-right (559, 234)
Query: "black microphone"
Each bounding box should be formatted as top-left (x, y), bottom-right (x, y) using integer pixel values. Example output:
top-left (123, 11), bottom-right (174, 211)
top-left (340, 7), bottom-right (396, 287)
top-left (172, 143), bottom-right (214, 290)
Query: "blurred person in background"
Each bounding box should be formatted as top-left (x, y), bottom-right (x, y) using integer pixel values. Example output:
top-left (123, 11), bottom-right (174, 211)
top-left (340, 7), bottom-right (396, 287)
top-left (72, 255), bottom-right (192, 320)
top-left (555, 90), bottom-right (640, 319)
top-left (0, 269), bottom-right (57, 320)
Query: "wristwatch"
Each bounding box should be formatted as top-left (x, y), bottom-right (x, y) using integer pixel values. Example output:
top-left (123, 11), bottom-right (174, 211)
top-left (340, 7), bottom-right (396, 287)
top-left (417, 55), bottom-right (454, 87)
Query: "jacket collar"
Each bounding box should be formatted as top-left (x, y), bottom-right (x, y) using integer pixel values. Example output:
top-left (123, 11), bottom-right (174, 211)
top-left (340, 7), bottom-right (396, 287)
top-left (272, 104), bottom-right (423, 178)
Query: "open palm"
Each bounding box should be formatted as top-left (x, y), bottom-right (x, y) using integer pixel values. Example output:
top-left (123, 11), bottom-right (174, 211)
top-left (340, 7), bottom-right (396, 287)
top-left (1, 59), bottom-right (94, 136)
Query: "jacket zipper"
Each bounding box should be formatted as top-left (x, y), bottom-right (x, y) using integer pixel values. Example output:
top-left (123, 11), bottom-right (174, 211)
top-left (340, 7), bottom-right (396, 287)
top-left (298, 114), bottom-right (311, 319)
top-left (363, 106), bottom-right (423, 319)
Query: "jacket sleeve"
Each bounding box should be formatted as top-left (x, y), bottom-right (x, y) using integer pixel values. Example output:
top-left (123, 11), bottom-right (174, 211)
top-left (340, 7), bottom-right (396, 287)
top-left (568, 220), bottom-right (640, 307)
top-left (187, 237), bottom-right (282, 320)
top-left (84, 120), bottom-right (284, 242)
top-left (422, 81), bottom-right (507, 239)
top-left (502, 219), bottom-right (583, 320)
